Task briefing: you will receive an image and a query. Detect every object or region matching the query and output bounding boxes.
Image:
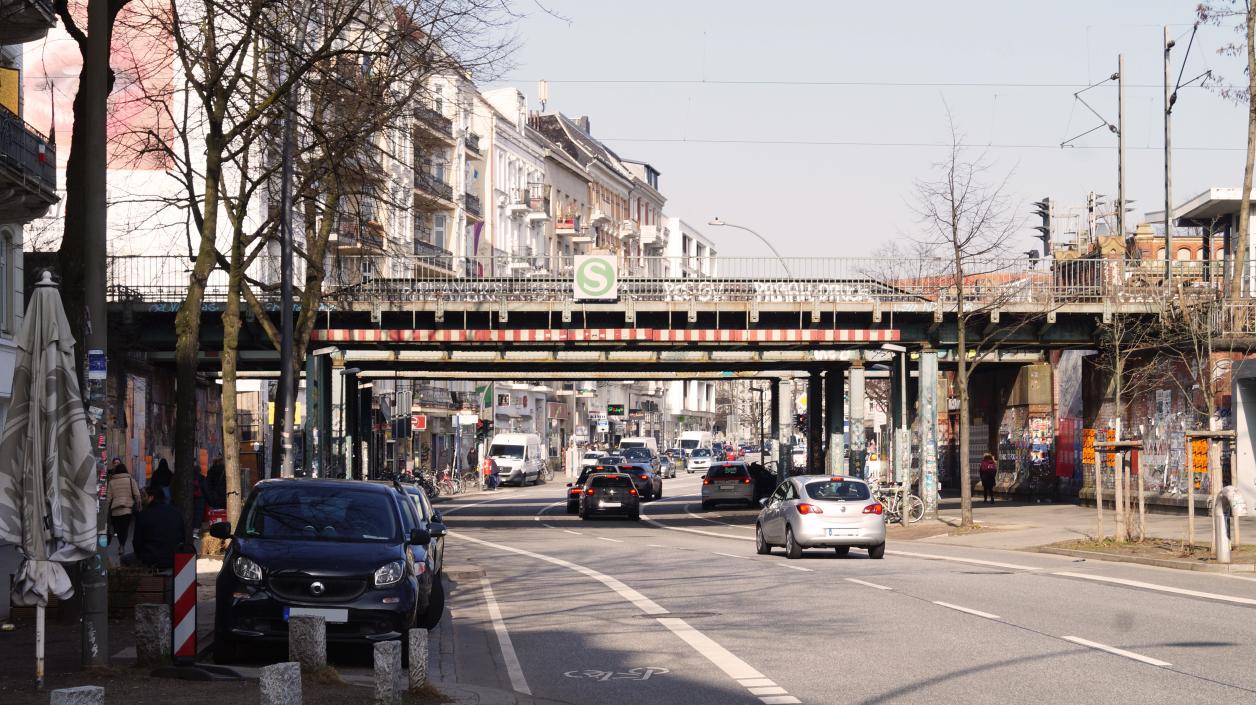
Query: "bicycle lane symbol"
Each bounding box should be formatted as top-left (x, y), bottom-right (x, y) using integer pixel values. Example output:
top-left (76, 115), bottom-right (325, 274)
top-left (563, 667), bottom-right (670, 682)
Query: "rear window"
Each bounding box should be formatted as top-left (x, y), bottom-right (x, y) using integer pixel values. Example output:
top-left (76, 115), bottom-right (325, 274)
top-left (691, 448), bottom-right (711, 457)
top-left (622, 448), bottom-right (652, 460)
top-left (705, 464), bottom-right (749, 479)
top-left (584, 452), bottom-right (602, 460)
top-left (805, 481), bottom-right (871, 501)
top-left (590, 475), bottom-right (634, 488)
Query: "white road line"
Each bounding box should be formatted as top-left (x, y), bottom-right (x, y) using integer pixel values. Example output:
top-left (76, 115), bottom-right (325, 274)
top-left (750, 686), bottom-right (789, 695)
top-left (598, 537), bottom-right (624, 543)
top-left (714, 551), bottom-right (746, 559)
top-left (889, 549), bottom-right (1039, 571)
top-left (686, 507), bottom-right (750, 529)
top-left (759, 697), bottom-right (802, 704)
top-left (846, 578), bottom-right (893, 591)
top-left (1053, 571), bottom-right (1256, 606)
top-left (777, 563), bottom-right (814, 572)
top-left (563, 530), bottom-right (582, 536)
top-left (648, 544), bottom-right (668, 548)
top-left (641, 514), bottom-right (756, 541)
top-left (933, 601), bottom-right (1001, 620)
top-left (453, 532), bottom-right (669, 615)
top-left (1061, 636), bottom-right (1172, 667)
top-left (480, 577), bottom-right (532, 695)
top-left (739, 678), bottom-right (777, 687)
top-left (657, 617), bottom-right (765, 680)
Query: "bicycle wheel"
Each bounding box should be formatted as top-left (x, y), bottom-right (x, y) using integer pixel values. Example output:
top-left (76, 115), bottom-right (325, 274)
top-left (905, 495), bottom-right (925, 523)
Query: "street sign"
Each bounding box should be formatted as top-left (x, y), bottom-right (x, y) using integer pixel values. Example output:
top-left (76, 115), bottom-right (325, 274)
top-left (573, 255), bottom-right (618, 301)
top-left (412, 414), bottom-right (427, 432)
top-left (607, 404), bottom-right (625, 416)
top-left (597, 420), bottom-right (609, 433)
top-left (87, 349), bottom-right (106, 380)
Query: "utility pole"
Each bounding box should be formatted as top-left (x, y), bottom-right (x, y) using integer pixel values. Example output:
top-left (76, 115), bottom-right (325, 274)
top-left (1117, 53), bottom-right (1127, 241)
top-left (80, 0), bottom-right (111, 669)
top-left (1164, 27), bottom-right (1175, 283)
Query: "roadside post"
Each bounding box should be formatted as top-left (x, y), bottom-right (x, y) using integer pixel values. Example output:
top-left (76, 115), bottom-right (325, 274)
top-left (172, 551), bottom-right (197, 663)
top-left (1185, 429), bottom-right (1237, 556)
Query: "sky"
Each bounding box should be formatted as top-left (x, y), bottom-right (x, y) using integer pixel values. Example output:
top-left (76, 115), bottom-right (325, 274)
top-left (485, 0), bottom-right (1249, 259)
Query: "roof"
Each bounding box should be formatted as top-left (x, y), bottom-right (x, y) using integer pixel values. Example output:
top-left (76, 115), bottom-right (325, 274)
top-left (1144, 188), bottom-right (1256, 225)
top-left (531, 113), bottom-right (636, 182)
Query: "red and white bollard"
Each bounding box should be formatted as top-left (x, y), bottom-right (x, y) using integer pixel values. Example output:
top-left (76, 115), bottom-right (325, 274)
top-left (172, 552), bottom-right (197, 663)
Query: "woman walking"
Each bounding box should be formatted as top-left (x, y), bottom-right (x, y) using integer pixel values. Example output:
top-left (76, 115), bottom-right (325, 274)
top-left (106, 459), bottom-right (142, 551)
top-left (979, 452), bottom-right (998, 504)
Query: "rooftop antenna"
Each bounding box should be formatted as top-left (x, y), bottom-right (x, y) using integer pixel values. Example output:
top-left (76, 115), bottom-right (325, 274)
top-left (538, 80), bottom-right (549, 112)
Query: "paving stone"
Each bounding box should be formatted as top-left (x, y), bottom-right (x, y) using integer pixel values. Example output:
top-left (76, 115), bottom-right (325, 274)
top-left (260, 662), bottom-right (302, 705)
top-left (288, 615), bottom-right (326, 671)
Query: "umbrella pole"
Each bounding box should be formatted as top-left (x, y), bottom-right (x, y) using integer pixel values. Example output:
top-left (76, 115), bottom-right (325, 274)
top-left (35, 604), bottom-right (44, 689)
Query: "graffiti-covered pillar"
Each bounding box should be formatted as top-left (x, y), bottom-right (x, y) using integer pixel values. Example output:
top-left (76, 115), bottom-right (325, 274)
top-left (918, 350), bottom-right (940, 518)
top-left (825, 366), bottom-right (845, 474)
top-left (807, 372), bottom-right (824, 473)
top-left (848, 363), bottom-right (866, 478)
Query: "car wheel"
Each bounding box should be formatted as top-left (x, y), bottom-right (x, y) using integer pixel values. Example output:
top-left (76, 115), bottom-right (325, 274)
top-left (785, 526), bottom-right (802, 560)
top-left (755, 524), bottom-right (771, 555)
top-left (566, 502), bottom-right (577, 514)
top-left (833, 546), bottom-right (850, 557)
top-left (417, 577), bottom-right (446, 630)
top-left (868, 542), bottom-right (886, 560)
top-left (629, 512), bottom-right (640, 521)
top-left (655, 486), bottom-right (663, 500)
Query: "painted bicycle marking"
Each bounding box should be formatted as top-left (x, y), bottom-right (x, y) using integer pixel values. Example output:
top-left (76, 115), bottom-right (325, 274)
top-left (562, 667), bottom-right (670, 682)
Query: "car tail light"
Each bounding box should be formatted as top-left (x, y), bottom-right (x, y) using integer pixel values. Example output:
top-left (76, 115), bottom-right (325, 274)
top-left (595, 466), bottom-right (607, 471)
top-left (863, 503), bottom-right (884, 515)
top-left (628, 488), bottom-right (638, 495)
top-left (796, 503), bottom-right (823, 515)
top-left (831, 476), bottom-right (846, 482)
top-left (639, 474), bottom-right (649, 480)
top-left (742, 478), bottom-right (752, 484)
top-left (585, 488), bottom-right (595, 495)
top-left (569, 488), bottom-right (582, 495)
top-left (702, 478), bottom-right (711, 485)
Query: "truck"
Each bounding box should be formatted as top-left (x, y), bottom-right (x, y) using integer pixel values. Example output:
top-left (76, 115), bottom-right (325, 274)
top-left (678, 431), bottom-right (713, 457)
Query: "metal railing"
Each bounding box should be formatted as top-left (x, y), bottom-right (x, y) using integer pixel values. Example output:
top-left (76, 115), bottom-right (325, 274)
top-left (415, 171), bottom-right (453, 202)
top-left (464, 192), bottom-right (482, 217)
top-left (414, 105), bottom-right (453, 138)
top-left (0, 104), bottom-right (56, 194)
top-left (104, 255), bottom-right (1234, 309)
top-left (465, 132), bottom-right (481, 154)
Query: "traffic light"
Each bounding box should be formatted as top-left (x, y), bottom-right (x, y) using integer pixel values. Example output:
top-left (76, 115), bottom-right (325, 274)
top-left (1031, 197), bottom-right (1052, 257)
top-left (476, 419), bottom-right (493, 441)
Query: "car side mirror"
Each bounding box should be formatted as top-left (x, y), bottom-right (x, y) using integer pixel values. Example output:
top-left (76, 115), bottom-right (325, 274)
top-left (209, 521), bottom-right (232, 540)
top-left (428, 522), bottom-right (448, 538)
top-left (758, 497), bottom-right (769, 507)
top-left (431, 511), bottom-right (443, 524)
top-left (566, 483), bottom-right (572, 488)
top-left (410, 528), bottom-right (432, 546)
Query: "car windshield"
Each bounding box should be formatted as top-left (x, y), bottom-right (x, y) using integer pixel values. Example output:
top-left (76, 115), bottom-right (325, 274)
top-left (491, 444), bottom-right (525, 459)
top-left (243, 486), bottom-right (399, 542)
top-left (621, 448), bottom-right (652, 460)
top-left (590, 475), bottom-right (634, 488)
top-left (805, 481), bottom-right (871, 501)
top-left (598, 455), bottom-right (625, 465)
top-left (583, 452), bottom-right (602, 460)
top-left (705, 464), bottom-right (748, 479)
top-left (680, 440), bottom-right (699, 449)
top-left (691, 449), bottom-right (711, 458)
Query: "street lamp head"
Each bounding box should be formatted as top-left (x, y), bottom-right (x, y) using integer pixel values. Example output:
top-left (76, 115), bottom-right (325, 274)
top-left (708, 217), bottom-right (725, 227)
top-left (881, 343), bottom-right (907, 353)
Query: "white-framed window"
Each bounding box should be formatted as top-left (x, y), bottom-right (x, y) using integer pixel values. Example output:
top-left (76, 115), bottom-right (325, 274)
top-left (0, 230), bottom-right (10, 336)
top-left (433, 213), bottom-right (447, 250)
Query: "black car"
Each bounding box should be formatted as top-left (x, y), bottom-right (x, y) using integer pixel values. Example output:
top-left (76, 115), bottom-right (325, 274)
top-left (210, 479), bottom-right (442, 664)
top-left (566, 464), bottom-right (618, 513)
top-left (616, 452), bottom-right (663, 501)
top-left (578, 473), bottom-right (641, 520)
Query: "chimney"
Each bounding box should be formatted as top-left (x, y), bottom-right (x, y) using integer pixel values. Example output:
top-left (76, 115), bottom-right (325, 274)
top-left (576, 115), bottom-right (591, 135)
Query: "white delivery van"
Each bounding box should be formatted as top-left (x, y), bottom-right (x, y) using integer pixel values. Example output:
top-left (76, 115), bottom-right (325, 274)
top-left (617, 436), bottom-right (659, 455)
top-left (488, 433), bottom-right (546, 486)
top-left (678, 431), bottom-right (713, 457)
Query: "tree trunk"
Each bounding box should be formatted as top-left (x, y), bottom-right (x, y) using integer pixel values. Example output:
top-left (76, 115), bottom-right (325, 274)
top-left (1137, 460), bottom-right (1146, 541)
top-left (1094, 458), bottom-right (1104, 539)
top-left (221, 229), bottom-right (244, 527)
top-left (57, 80), bottom-right (93, 383)
top-left (173, 137), bottom-right (223, 542)
top-left (1231, 7), bottom-right (1256, 303)
top-left (1113, 362), bottom-right (1127, 542)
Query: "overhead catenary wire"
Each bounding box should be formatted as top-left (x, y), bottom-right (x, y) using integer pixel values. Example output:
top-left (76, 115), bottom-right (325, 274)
top-left (486, 77), bottom-right (1240, 90)
top-left (593, 137), bottom-right (1243, 152)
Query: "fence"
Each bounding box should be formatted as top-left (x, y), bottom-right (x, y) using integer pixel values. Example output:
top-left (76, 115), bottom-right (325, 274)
top-left (104, 255), bottom-right (1229, 310)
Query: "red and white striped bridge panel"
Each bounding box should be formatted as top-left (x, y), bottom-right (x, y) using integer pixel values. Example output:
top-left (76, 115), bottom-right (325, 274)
top-left (172, 552), bottom-right (197, 661)
top-left (312, 328), bottom-right (901, 344)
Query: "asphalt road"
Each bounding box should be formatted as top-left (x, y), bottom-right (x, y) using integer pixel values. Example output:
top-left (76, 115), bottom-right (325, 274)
top-left (434, 473), bottom-right (1256, 705)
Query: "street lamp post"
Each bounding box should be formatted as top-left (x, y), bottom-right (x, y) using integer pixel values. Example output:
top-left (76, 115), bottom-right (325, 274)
top-left (707, 218), bottom-right (793, 279)
top-left (882, 343), bottom-right (909, 526)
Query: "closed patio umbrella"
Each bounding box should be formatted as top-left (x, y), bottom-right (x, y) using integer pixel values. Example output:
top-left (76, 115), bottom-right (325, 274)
top-left (0, 271), bottom-right (98, 686)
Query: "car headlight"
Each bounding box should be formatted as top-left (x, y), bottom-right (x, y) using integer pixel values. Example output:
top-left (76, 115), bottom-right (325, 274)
top-left (374, 561), bottom-right (405, 587)
top-left (232, 555), bottom-right (263, 583)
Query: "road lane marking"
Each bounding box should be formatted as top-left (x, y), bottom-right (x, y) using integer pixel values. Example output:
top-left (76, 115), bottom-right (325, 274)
top-left (846, 578), bottom-right (893, 590)
top-left (564, 530), bottom-right (582, 535)
top-left (657, 617), bottom-right (765, 680)
top-left (714, 551), bottom-right (746, 559)
top-left (598, 537), bottom-right (624, 543)
top-left (933, 601), bottom-right (1001, 620)
top-left (1053, 571), bottom-right (1256, 606)
top-left (759, 697), bottom-right (802, 704)
top-left (888, 550), bottom-right (1039, 571)
top-left (452, 532), bottom-right (668, 615)
top-left (1061, 636), bottom-right (1171, 667)
top-left (739, 678), bottom-right (777, 687)
top-left (777, 563), bottom-right (813, 572)
top-left (480, 577), bottom-right (532, 695)
top-left (750, 686), bottom-right (789, 695)
top-left (648, 544), bottom-right (667, 548)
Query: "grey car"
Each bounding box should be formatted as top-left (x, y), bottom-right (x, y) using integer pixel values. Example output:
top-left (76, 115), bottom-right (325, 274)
top-left (700, 462), bottom-right (756, 509)
top-left (756, 476), bottom-right (886, 559)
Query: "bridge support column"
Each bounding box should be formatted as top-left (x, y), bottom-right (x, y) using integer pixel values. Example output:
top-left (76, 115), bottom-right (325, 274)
top-left (807, 373), bottom-right (824, 473)
top-left (331, 357), bottom-right (345, 478)
top-left (770, 381), bottom-right (780, 450)
top-left (825, 367), bottom-right (845, 474)
top-left (344, 371), bottom-right (360, 480)
top-left (777, 378), bottom-right (794, 476)
top-left (848, 363), bottom-right (865, 478)
top-left (304, 352), bottom-right (333, 478)
top-left (918, 350), bottom-right (940, 518)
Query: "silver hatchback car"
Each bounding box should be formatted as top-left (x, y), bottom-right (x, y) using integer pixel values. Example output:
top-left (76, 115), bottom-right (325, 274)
top-left (755, 476), bottom-right (886, 559)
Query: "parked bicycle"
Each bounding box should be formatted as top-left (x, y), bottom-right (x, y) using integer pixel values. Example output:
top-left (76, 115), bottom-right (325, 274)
top-left (435, 465), bottom-right (461, 496)
top-left (868, 479), bottom-right (924, 524)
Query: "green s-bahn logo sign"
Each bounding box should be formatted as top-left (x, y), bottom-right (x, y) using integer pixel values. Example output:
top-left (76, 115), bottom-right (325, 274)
top-left (573, 255), bottom-right (618, 301)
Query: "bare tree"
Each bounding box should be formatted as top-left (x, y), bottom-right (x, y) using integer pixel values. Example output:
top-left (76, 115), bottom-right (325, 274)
top-left (910, 120), bottom-right (1024, 528)
top-left (1199, 1), bottom-right (1256, 302)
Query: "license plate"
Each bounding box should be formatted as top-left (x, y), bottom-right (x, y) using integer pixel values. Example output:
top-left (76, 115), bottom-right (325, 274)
top-left (601, 501), bottom-right (622, 508)
top-left (284, 607), bottom-right (348, 623)
top-left (720, 485), bottom-right (738, 491)
top-left (826, 528), bottom-right (858, 537)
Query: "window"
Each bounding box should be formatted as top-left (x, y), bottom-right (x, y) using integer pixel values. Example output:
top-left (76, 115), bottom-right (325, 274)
top-left (0, 231), bottom-right (9, 335)
top-left (433, 214), bottom-right (447, 250)
top-left (804, 480), bottom-right (871, 501)
top-left (1176, 247), bottom-right (1191, 261)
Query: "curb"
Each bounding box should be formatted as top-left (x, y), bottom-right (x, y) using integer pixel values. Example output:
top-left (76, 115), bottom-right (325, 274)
top-left (1036, 546), bottom-right (1256, 573)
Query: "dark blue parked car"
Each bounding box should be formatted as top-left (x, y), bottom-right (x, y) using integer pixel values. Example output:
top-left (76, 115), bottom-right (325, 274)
top-left (210, 478), bottom-right (443, 663)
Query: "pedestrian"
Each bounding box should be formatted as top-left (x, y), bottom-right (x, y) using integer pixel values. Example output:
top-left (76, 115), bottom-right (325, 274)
top-left (206, 456), bottom-right (226, 510)
top-left (105, 458), bottom-right (141, 551)
top-left (132, 485), bottom-right (186, 570)
top-left (749, 462), bottom-right (773, 502)
top-left (979, 452), bottom-right (997, 504)
top-left (483, 456), bottom-right (500, 491)
top-left (151, 457), bottom-right (173, 503)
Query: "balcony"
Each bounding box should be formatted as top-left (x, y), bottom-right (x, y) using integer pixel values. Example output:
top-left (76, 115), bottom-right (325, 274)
top-left (414, 105), bottom-right (454, 142)
top-left (464, 192), bottom-right (482, 219)
top-left (414, 170), bottom-right (454, 207)
top-left (0, 0), bottom-right (57, 43)
top-left (0, 105), bottom-right (58, 224)
top-left (332, 215), bottom-right (384, 251)
top-left (412, 237), bottom-right (454, 272)
top-left (618, 219), bottom-right (640, 241)
top-left (465, 132), bottom-right (482, 157)
top-left (640, 224), bottom-right (668, 246)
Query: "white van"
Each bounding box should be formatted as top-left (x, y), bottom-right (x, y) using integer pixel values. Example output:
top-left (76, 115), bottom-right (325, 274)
top-left (678, 431), bottom-right (713, 456)
top-left (617, 436), bottom-right (659, 455)
top-left (489, 433), bottom-right (545, 486)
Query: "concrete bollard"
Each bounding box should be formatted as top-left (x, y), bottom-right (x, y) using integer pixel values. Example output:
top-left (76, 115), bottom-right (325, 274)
top-left (49, 686), bottom-right (105, 705)
top-left (407, 628), bottom-right (428, 690)
top-left (260, 662), bottom-right (302, 705)
top-left (134, 603), bottom-right (171, 666)
top-left (374, 640), bottom-right (402, 704)
top-left (288, 615), bottom-right (327, 671)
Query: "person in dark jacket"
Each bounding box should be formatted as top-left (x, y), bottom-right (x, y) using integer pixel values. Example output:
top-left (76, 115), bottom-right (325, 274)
top-left (979, 453), bottom-right (998, 504)
top-left (150, 458), bottom-right (174, 503)
top-left (749, 462), bottom-right (774, 502)
top-left (205, 456), bottom-right (226, 510)
top-left (132, 485), bottom-right (186, 570)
